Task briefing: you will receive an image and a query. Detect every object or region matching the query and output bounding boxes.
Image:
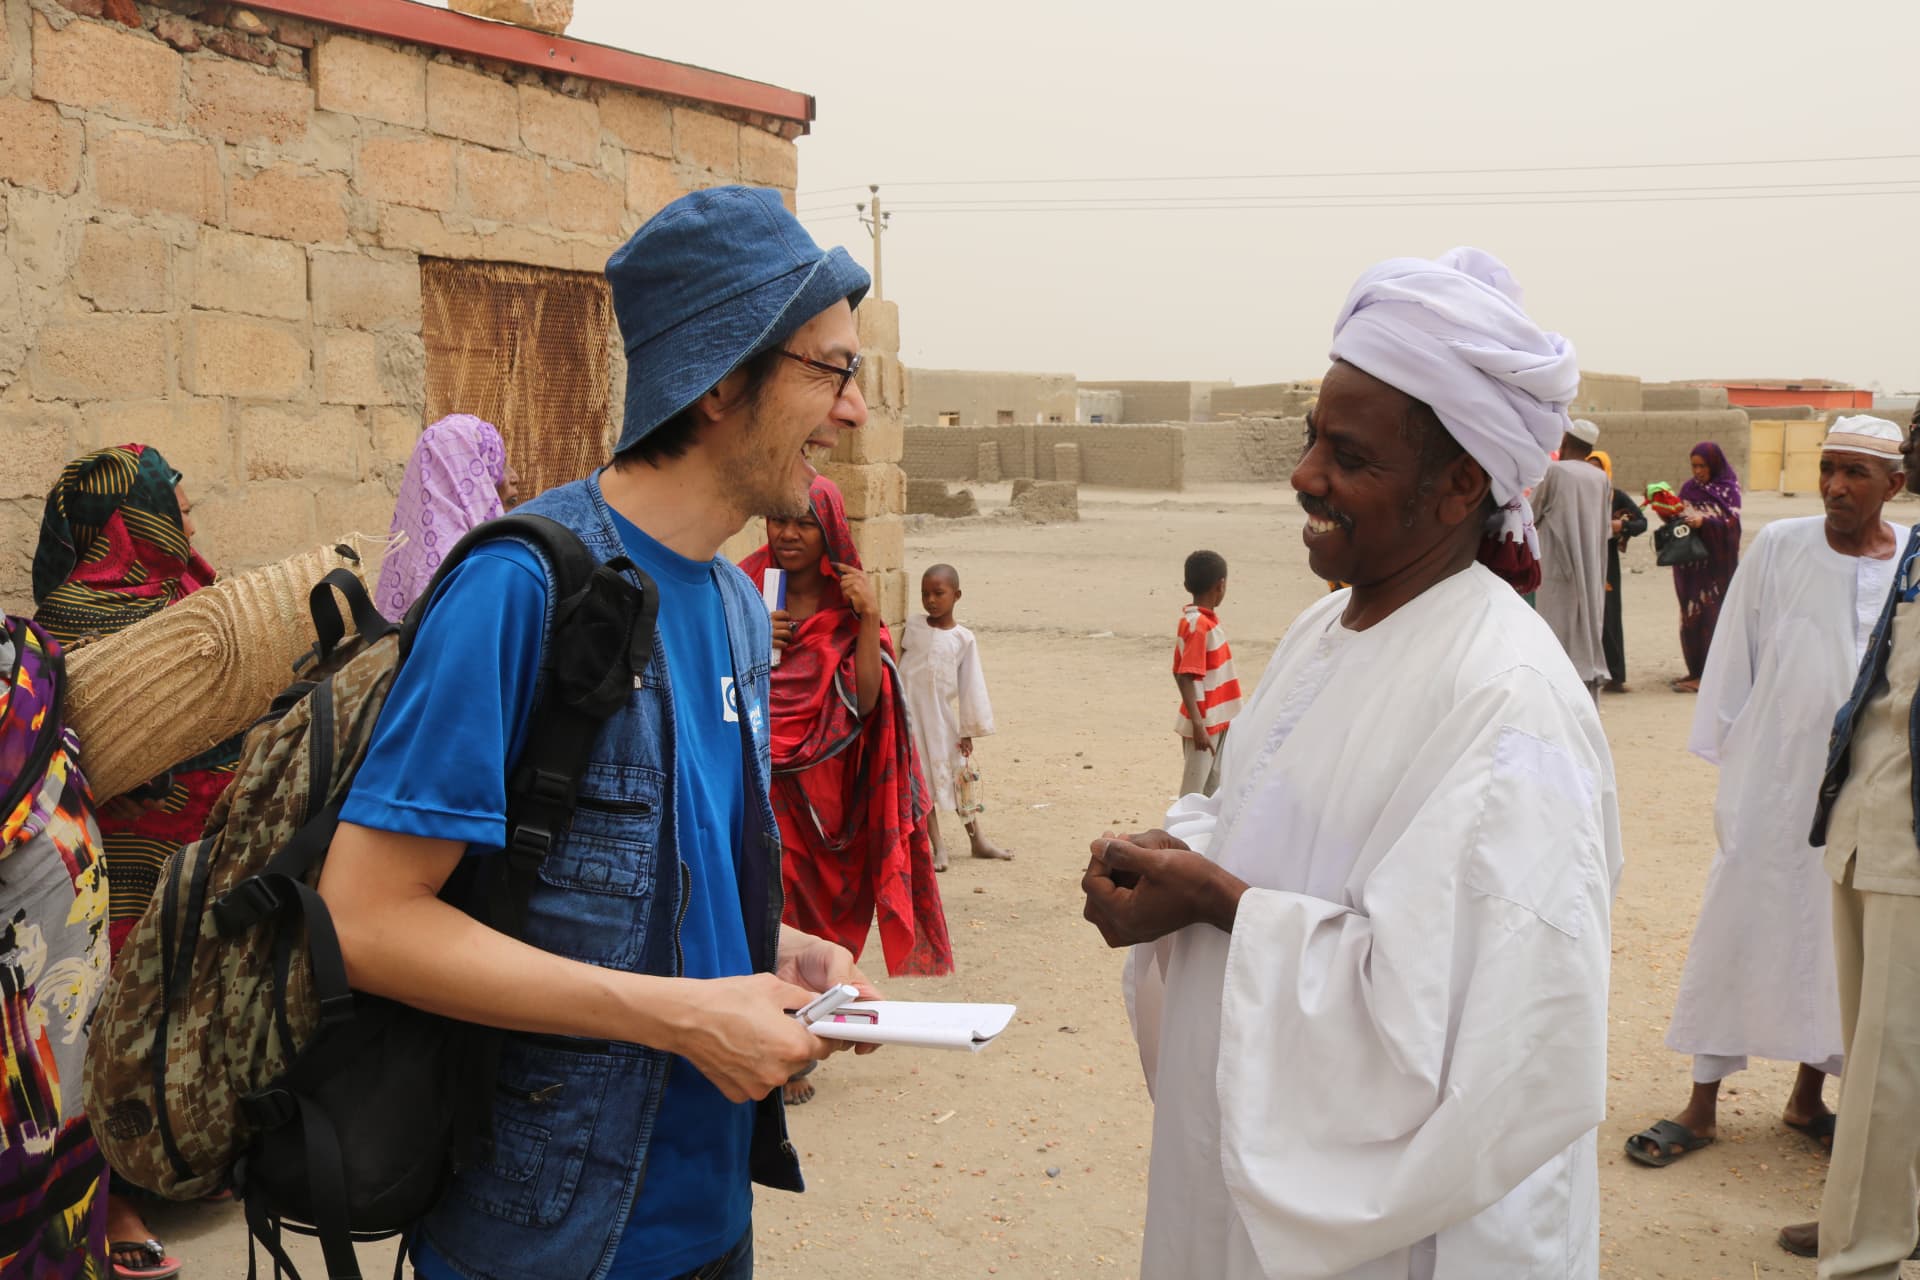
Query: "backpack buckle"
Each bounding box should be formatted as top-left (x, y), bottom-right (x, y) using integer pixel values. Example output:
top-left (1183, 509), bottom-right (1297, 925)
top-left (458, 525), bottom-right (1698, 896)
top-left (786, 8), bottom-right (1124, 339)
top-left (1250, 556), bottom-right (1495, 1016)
top-left (317, 990), bottom-right (355, 1028)
top-left (212, 877), bottom-right (282, 937)
top-left (523, 768), bottom-right (573, 808)
top-left (505, 823), bottom-right (553, 864)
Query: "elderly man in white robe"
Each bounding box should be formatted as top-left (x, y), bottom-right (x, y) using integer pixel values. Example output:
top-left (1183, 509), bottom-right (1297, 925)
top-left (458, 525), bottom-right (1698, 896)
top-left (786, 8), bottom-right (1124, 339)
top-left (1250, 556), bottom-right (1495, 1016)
top-left (1627, 416), bottom-right (1907, 1175)
top-left (1532, 418), bottom-right (1613, 699)
top-left (1081, 248), bottom-right (1623, 1280)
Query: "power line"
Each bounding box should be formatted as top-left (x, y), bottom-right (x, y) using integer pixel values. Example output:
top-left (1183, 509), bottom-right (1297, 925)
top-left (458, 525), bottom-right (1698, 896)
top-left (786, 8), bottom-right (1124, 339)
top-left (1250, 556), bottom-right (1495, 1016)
top-left (877, 175), bottom-right (1920, 209)
top-left (797, 151), bottom-right (1920, 197)
top-left (882, 187), bottom-right (1920, 214)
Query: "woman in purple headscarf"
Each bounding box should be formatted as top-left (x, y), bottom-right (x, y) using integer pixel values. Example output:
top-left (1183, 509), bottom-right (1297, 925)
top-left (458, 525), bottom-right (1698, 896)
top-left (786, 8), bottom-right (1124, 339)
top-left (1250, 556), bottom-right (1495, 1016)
top-left (1670, 441), bottom-right (1742, 692)
top-left (375, 414), bottom-right (521, 620)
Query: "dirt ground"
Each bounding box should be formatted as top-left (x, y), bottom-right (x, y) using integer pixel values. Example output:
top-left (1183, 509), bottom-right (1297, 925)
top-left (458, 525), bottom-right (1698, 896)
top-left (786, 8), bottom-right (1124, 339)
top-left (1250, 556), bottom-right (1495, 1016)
top-left (168, 480), bottom-right (1919, 1279)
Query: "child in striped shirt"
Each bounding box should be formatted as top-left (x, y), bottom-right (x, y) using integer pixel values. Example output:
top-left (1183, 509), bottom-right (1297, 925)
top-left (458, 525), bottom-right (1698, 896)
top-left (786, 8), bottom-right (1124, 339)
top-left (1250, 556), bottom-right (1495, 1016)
top-left (1174, 550), bottom-right (1244, 798)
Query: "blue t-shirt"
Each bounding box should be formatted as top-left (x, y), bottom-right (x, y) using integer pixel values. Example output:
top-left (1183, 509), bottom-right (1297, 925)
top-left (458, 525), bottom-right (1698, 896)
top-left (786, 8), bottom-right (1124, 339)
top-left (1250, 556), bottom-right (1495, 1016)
top-left (341, 511), bottom-right (755, 1280)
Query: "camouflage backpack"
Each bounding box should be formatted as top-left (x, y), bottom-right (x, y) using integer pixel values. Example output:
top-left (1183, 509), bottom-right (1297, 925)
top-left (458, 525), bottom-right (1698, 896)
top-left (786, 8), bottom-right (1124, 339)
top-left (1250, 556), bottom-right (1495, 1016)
top-left (84, 513), bottom-right (656, 1280)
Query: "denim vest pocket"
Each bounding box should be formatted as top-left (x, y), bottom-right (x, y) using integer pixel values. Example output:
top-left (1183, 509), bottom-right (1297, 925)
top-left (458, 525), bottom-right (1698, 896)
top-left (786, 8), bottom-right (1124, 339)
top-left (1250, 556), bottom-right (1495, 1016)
top-left (456, 1041), bottom-right (615, 1228)
top-left (523, 763), bottom-right (665, 968)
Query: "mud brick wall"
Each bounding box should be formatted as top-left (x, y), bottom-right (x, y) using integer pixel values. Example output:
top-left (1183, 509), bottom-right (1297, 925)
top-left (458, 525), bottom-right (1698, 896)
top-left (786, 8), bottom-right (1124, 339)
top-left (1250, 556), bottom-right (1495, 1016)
top-left (0, 0), bottom-right (816, 615)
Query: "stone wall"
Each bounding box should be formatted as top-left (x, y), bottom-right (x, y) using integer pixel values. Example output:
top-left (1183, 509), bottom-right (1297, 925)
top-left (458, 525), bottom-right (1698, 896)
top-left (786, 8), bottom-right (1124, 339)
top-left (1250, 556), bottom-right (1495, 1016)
top-left (1643, 383), bottom-right (1730, 411)
top-left (1077, 379), bottom-right (1226, 423)
top-left (904, 367), bottom-right (1075, 427)
top-left (1585, 409), bottom-right (1750, 497)
top-left (1210, 382), bottom-right (1317, 419)
top-left (1572, 371), bottom-right (1643, 415)
top-left (904, 417), bottom-right (1304, 491)
top-left (1180, 418), bottom-right (1305, 483)
top-left (0, 0), bottom-right (808, 615)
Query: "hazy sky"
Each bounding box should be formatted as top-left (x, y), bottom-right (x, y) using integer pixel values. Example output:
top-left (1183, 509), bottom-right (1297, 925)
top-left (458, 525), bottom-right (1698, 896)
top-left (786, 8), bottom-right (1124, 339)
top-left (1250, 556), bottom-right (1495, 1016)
top-left (558, 1), bottom-right (1918, 392)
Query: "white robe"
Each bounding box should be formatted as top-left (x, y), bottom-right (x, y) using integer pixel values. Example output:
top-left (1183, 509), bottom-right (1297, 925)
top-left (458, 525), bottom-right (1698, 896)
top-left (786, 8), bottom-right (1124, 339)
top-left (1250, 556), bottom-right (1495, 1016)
top-left (1531, 458), bottom-right (1613, 684)
top-left (898, 614), bottom-right (996, 813)
top-left (1126, 565), bottom-right (1623, 1280)
top-left (1665, 516), bottom-right (1903, 1069)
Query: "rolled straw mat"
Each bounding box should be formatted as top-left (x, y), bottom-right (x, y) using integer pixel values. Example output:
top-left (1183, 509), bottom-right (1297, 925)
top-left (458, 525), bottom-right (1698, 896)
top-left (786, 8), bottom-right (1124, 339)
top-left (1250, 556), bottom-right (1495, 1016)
top-left (64, 534), bottom-right (392, 802)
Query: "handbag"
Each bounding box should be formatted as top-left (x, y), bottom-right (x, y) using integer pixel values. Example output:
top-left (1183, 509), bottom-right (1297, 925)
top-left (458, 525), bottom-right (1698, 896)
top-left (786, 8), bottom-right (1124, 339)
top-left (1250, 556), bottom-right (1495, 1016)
top-left (1654, 520), bottom-right (1709, 568)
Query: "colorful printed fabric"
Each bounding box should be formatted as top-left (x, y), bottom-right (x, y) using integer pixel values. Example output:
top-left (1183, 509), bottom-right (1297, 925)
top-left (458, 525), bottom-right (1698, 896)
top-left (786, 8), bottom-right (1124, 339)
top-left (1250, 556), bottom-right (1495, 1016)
top-left (374, 415), bottom-right (509, 620)
top-left (0, 617), bottom-right (110, 1280)
top-left (739, 477), bottom-right (953, 977)
top-left (31, 444), bottom-right (214, 648)
top-left (31, 444), bottom-right (237, 953)
top-left (1674, 441), bottom-right (1743, 679)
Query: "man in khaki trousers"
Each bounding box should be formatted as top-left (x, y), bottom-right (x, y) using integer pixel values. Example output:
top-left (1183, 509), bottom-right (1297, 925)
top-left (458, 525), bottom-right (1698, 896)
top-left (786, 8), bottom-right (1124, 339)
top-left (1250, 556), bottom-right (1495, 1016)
top-left (1785, 409), bottom-right (1920, 1277)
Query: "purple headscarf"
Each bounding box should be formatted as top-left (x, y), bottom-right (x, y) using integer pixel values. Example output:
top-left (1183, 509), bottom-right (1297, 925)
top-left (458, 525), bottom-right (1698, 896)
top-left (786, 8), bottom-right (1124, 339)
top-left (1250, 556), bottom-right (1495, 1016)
top-left (1680, 441), bottom-right (1741, 516)
top-left (374, 414), bottom-right (508, 619)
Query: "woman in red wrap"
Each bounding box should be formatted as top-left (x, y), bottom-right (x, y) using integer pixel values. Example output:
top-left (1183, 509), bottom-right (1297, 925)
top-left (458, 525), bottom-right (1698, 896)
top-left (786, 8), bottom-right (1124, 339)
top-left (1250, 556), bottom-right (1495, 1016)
top-left (739, 475), bottom-right (952, 991)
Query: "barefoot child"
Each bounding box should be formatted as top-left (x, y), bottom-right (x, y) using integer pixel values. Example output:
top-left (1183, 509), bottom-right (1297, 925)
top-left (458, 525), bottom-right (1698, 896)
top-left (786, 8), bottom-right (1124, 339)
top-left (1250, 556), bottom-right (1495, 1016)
top-left (900, 564), bottom-right (1011, 872)
top-left (1174, 550), bottom-right (1243, 798)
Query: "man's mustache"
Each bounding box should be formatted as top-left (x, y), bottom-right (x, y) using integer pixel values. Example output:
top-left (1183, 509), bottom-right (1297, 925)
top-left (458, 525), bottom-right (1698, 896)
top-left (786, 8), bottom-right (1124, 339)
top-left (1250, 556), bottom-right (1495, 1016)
top-left (1297, 494), bottom-right (1354, 531)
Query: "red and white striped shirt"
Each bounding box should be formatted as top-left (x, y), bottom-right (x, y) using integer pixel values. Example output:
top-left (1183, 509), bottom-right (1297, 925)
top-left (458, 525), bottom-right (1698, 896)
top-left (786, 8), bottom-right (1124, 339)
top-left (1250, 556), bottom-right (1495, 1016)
top-left (1172, 605), bottom-right (1243, 738)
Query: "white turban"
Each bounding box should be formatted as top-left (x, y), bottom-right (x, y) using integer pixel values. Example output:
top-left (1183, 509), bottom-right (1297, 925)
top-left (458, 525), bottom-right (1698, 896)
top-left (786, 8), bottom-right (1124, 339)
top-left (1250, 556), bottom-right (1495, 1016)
top-left (1328, 247), bottom-right (1579, 506)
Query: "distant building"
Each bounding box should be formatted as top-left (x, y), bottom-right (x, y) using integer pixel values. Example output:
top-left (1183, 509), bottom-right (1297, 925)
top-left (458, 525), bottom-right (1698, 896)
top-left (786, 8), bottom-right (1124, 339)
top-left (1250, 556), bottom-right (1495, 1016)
top-left (906, 369), bottom-right (1077, 427)
top-left (1699, 379), bottom-right (1872, 411)
top-left (1077, 380), bottom-right (1229, 423)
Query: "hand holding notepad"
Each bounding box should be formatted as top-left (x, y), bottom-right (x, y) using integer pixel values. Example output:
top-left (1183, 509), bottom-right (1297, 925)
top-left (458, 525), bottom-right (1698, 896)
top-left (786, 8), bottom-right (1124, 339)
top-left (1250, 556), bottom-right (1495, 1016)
top-left (808, 1001), bottom-right (1016, 1053)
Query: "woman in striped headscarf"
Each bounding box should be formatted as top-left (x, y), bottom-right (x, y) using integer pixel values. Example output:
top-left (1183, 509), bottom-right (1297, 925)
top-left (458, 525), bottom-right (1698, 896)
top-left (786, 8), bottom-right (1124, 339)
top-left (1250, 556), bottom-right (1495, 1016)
top-left (32, 443), bottom-right (226, 1280)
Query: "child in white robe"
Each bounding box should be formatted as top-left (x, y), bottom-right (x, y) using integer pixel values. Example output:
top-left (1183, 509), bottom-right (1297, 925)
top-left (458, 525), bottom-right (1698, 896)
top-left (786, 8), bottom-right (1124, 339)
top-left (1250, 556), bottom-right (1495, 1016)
top-left (899, 564), bottom-right (1010, 871)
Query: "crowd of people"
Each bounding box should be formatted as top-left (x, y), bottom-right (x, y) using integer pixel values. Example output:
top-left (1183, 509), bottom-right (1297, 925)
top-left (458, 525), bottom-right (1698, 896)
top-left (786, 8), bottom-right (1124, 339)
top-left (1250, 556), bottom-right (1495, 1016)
top-left (1, 184), bottom-right (1916, 1280)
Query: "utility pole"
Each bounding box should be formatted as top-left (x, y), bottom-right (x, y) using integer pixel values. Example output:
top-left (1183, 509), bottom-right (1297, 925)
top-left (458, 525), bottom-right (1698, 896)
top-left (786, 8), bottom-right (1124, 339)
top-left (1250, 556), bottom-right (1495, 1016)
top-left (856, 183), bottom-right (890, 300)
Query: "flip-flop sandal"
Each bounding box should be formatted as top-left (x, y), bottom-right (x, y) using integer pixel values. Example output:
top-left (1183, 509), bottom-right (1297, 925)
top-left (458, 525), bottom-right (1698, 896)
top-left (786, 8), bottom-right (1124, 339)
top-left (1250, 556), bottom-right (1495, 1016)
top-left (109, 1239), bottom-right (182, 1279)
top-left (1625, 1119), bottom-right (1714, 1167)
top-left (1785, 1113), bottom-right (1838, 1148)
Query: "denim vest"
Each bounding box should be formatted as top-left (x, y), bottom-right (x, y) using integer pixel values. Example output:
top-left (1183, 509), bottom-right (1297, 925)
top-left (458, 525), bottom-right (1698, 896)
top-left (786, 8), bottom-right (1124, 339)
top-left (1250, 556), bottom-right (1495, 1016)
top-left (1811, 522), bottom-right (1920, 848)
top-left (419, 472), bottom-right (801, 1280)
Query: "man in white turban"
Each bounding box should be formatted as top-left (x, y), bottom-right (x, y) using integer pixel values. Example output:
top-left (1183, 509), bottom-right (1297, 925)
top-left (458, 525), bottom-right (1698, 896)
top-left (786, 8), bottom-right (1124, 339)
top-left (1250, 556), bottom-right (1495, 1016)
top-left (1082, 248), bottom-right (1623, 1280)
top-left (1532, 418), bottom-right (1614, 698)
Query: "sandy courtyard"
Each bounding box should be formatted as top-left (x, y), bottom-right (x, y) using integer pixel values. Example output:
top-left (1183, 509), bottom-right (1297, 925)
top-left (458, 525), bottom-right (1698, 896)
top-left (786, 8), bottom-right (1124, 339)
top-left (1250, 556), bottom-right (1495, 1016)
top-left (169, 480), bottom-right (1919, 1279)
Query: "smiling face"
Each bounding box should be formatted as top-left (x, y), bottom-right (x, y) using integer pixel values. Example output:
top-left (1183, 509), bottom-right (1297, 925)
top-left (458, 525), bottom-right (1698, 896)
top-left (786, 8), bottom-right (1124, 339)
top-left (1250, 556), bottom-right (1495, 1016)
top-left (718, 300), bottom-right (867, 521)
top-left (1291, 361), bottom-right (1488, 587)
top-left (765, 509), bottom-right (828, 580)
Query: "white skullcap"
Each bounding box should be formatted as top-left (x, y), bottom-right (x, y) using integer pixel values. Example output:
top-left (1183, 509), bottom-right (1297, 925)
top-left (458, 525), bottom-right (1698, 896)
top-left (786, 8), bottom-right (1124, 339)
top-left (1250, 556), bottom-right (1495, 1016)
top-left (1824, 414), bottom-right (1905, 461)
top-left (1568, 419), bottom-right (1600, 446)
top-left (1328, 247), bottom-right (1580, 506)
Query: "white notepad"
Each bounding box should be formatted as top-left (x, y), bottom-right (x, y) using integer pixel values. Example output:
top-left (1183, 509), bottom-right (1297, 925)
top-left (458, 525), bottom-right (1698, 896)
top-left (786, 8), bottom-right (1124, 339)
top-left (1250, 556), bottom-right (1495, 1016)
top-left (809, 1001), bottom-right (1016, 1053)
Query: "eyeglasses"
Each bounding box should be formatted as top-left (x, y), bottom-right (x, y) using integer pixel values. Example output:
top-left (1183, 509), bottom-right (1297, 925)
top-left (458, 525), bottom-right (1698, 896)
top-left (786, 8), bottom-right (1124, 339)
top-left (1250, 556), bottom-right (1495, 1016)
top-left (778, 350), bottom-right (863, 399)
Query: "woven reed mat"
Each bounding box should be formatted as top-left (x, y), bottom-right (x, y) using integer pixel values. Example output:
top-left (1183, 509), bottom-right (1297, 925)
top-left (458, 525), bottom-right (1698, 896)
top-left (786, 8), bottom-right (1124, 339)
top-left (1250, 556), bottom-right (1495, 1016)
top-left (65, 534), bottom-right (393, 802)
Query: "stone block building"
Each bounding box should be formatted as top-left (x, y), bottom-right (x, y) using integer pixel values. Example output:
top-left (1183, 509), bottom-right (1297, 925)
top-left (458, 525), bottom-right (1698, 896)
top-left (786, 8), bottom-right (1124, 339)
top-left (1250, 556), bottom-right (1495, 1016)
top-left (0, 0), bottom-right (909, 622)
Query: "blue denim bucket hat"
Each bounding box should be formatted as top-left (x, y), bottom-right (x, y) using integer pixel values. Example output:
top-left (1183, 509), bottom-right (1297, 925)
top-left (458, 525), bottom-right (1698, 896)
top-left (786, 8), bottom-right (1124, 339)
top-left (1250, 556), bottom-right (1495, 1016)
top-left (606, 185), bottom-right (871, 453)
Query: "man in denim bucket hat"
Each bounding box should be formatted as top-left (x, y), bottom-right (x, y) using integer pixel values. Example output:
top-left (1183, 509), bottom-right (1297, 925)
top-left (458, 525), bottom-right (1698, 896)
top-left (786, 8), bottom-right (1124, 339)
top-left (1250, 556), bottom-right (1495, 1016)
top-left (318, 186), bottom-right (879, 1280)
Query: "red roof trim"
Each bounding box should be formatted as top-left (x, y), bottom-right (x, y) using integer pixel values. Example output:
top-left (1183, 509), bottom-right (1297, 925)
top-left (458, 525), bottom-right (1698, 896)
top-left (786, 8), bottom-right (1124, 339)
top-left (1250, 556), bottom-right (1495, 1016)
top-left (245, 0), bottom-right (814, 129)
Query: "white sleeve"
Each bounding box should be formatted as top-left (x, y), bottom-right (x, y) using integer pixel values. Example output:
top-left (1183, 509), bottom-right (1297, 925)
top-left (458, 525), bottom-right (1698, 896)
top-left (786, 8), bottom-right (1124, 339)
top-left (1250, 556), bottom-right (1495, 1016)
top-left (1213, 674), bottom-right (1617, 1277)
top-left (956, 632), bottom-right (995, 737)
top-left (1687, 526), bottom-right (1770, 765)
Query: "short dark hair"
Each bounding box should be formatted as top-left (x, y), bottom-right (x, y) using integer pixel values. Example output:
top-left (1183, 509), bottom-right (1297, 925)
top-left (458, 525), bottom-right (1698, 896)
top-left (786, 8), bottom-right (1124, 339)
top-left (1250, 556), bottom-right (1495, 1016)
top-left (1402, 396), bottom-right (1498, 523)
top-left (1184, 550), bottom-right (1228, 596)
top-left (612, 345), bottom-right (786, 470)
top-left (923, 563), bottom-right (960, 588)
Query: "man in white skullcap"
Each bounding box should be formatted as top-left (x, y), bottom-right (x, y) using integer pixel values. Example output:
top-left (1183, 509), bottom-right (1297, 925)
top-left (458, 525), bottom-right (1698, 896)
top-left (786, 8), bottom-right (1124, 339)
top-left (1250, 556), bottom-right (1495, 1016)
top-left (1629, 415), bottom-right (1907, 1187)
top-left (1081, 248), bottom-right (1622, 1280)
top-left (1532, 418), bottom-right (1614, 699)
top-left (1774, 412), bottom-right (1920, 1274)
